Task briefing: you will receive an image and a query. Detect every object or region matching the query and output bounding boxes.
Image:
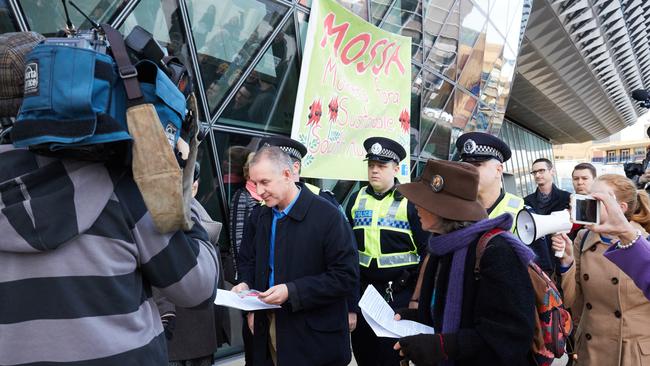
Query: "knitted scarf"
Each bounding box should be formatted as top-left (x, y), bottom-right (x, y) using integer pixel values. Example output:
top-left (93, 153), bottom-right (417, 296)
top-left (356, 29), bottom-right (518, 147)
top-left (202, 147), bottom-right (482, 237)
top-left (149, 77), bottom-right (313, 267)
top-left (427, 214), bottom-right (536, 366)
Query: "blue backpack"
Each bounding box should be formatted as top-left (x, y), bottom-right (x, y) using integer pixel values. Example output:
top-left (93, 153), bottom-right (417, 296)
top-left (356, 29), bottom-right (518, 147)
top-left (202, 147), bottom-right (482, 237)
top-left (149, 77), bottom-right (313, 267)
top-left (11, 25), bottom-right (185, 161)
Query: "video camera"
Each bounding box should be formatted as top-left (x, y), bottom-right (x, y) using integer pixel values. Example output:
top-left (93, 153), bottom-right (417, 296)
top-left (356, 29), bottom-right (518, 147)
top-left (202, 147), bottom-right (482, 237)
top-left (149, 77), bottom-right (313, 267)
top-left (50, 0), bottom-right (191, 96)
top-left (632, 89), bottom-right (650, 108)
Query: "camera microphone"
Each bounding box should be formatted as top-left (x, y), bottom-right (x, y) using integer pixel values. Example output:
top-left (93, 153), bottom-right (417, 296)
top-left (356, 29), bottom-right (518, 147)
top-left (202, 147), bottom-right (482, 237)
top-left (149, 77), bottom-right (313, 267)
top-left (632, 89), bottom-right (650, 101)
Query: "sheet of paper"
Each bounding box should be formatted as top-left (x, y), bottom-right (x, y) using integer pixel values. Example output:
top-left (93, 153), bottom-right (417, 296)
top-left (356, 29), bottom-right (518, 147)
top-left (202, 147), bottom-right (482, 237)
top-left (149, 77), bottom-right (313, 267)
top-left (359, 285), bottom-right (436, 338)
top-left (214, 289), bottom-right (281, 311)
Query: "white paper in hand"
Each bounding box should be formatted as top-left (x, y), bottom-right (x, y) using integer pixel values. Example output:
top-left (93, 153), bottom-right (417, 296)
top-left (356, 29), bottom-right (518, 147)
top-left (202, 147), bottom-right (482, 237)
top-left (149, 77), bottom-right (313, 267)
top-left (359, 285), bottom-right (435, 338)
top-left (214, 289), bottom-right (281, 311)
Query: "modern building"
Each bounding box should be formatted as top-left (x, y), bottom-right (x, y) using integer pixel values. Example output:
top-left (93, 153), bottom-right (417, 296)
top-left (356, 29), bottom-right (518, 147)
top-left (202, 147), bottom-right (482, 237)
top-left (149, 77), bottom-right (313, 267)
top-left (2, 0), bottom-right (650, 358)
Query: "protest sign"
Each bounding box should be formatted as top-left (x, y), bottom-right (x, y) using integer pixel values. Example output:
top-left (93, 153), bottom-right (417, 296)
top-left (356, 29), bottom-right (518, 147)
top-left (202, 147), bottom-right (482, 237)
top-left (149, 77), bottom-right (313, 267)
top-left (291, 0), bottom-right (412, 181)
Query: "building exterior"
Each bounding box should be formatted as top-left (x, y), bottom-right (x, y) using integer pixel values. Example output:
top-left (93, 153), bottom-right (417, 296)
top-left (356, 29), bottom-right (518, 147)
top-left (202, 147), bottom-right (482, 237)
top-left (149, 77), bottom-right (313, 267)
top-left (3, 0), bottom-right (650, 358)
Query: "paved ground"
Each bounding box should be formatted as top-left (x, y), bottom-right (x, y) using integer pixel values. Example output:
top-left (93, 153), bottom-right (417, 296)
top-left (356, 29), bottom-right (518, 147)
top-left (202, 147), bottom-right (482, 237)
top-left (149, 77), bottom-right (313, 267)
top-left (214, 353), bottom-right (568, 365)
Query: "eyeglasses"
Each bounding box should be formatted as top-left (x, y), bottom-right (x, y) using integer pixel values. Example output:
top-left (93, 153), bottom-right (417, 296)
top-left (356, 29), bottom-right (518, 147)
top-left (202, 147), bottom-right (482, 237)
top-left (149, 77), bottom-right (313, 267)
top-left (530, 168), bottom-right (548, 176)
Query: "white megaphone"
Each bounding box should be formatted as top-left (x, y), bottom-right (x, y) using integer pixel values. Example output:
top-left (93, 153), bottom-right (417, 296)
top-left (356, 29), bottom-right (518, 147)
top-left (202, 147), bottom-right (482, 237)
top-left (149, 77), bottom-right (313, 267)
top-left (516, 208), bottom-right (573, 258)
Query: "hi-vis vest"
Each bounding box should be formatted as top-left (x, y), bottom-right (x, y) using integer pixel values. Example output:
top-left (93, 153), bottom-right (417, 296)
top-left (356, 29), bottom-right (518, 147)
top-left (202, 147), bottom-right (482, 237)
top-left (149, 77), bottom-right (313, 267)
top-left (351, 187), bottom-right (419, 268)
top-left (305, 182), bottom-right (321, 195)
top-left (490, 192), bottom-right (524, 232)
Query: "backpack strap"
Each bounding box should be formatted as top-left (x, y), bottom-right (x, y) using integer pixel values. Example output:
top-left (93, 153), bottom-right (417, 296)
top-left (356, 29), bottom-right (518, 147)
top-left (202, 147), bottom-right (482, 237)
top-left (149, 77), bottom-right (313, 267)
top-left (101, 24), bottom-right (143, 101)
top-left (474, 228), bottom-right (506, 279)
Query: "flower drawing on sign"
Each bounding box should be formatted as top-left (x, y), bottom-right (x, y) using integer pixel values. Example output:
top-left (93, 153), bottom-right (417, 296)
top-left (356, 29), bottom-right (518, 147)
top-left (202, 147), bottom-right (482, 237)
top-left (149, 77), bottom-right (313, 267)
top-left (399, 108), bottom-right (410, 133)
top-left (307, 99), bottom-right (323, 126)
top-left (328, 96), bottom-right (339, 123)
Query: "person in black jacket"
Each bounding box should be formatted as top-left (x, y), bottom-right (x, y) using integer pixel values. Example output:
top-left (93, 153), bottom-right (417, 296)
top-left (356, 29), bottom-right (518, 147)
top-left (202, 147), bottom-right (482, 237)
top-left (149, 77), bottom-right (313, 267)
top-left (524, 158), bottom-right (571, 274)
top-left (233, 146), bottom-right (358, 366)
top-left (393, 159), bottom-right (536, 366)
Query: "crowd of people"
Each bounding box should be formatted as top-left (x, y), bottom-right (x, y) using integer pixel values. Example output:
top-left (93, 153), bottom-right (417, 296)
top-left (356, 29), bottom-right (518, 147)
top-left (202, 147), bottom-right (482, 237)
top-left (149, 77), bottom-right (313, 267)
top-left (3, 30), bottom-right (650, 366)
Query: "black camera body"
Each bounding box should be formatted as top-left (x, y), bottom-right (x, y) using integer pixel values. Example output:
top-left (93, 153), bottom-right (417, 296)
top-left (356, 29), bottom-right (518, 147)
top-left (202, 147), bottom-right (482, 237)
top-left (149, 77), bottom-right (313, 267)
top-left (624, 162), bottom-right (645, 179)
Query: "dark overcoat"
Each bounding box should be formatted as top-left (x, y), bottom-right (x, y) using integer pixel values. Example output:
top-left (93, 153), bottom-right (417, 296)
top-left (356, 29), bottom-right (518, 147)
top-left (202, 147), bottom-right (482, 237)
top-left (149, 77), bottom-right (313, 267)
top-left (417, 235), bottom-right (536, 366)
top-left (238, 183), bottom-right (359, 366)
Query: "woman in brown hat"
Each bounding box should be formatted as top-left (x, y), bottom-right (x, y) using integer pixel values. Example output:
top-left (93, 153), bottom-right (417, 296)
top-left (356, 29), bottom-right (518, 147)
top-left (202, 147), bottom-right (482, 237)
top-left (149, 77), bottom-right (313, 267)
top-left (392, 159), bottom-right (537, 366)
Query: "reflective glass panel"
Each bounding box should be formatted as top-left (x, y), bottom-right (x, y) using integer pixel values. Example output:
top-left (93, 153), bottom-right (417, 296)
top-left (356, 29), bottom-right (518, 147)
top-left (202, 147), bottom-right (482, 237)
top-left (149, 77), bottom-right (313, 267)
top-left (473, 0), bottom-right (489, 14)
top-left (488, 0), bottom-right (512, 37)
top-left (419, 70), bottom-right (453, 155)
top-left (424, 0), bottom-right (460, 80)
top-left (457, 25), bottom-right (486, 96)
top-left (297, 11), bottom-right (308, 52)
top-left (1, 1), bottom-right (18, 33)
top-left (189, 0), bottom-right (288, 117)
top-left (479, 22), bottom-right (504, 105)
top-left (371, 0), bottom-right (393, 25)
top-left (19, 0), bottom-right (126, 36)
top-left (214, 18), bottom-right (299, 134)
top-left (452, 89), bottom-right (477, 131)
top-left (457, 0), bottom-right (486, 79)
top-left (121, 0), bottom-right (204, 121)
top-left (379, 0), bottom-right (423, 62)
top-left (422, 0), bottom-right (455, 54)
top-left (299, 0), bottom-right (369, 19)
top-left (421, 88), bottom-right (454, 160)
top-left (211, 130), bottom-right (261, 211)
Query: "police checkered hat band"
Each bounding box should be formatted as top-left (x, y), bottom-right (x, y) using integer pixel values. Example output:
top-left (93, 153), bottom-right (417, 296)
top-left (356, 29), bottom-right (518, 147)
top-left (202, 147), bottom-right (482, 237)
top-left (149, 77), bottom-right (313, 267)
top-left (470, 144), bottom-right (504, 162)
top-left (376, 147), bottom-right (400, 162)
top-left (263, 142), bottom-right (303, 161)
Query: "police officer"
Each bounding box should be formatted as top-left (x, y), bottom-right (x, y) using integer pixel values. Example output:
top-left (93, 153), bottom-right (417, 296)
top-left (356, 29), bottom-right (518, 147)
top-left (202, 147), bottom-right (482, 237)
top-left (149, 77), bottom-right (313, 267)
top-left (346, 137), bottom-right (428, 366)
top-left (409, 132), bottom-right (524, 312)
top-left (455, 131), bottom-right (524, 225)
top-left (258, 136), bottom-right (343, 212)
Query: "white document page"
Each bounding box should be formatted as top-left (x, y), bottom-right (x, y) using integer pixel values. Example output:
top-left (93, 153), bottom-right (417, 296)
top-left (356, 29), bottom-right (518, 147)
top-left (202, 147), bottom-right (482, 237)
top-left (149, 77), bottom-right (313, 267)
top-left (359, 285), bottom-right (436, 338)
top-left (214, 289), bottom-right (281, 311)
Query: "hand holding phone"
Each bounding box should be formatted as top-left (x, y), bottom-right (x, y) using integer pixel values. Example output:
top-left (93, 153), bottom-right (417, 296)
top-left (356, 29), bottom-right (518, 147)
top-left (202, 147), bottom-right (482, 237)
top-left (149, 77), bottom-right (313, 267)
top-left (571, 194), bottom-right (600, 225)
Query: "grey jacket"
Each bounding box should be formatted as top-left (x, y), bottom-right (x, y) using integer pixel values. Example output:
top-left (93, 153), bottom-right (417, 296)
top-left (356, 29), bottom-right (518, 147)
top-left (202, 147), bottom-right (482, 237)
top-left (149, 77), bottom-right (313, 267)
top-left (0, 145), bottom-right (219, 366)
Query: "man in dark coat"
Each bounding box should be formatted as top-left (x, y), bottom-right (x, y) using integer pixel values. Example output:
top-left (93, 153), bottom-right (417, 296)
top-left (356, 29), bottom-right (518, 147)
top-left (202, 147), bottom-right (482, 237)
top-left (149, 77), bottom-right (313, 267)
top-left (524, 158), bottom-right (571, 274)
top-left (233, 146), bottom-right (358, 366)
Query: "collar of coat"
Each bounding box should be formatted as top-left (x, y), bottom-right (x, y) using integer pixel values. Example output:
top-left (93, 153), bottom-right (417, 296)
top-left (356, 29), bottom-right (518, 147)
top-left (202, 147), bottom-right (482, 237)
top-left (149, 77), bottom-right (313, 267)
top-left (580, 221), bottom-right (647, 252)
top-left (258, 182), bottom-right (314, 222)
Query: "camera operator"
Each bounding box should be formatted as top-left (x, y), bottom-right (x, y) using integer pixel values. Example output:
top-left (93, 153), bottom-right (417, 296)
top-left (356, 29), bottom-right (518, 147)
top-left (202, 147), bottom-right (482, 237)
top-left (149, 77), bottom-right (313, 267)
top-left (628, 91), bottom-right (650, 189)
top-left (0, 31), bottom-right (219, 366)
top-left (630, 145), bottom-right (650, 189)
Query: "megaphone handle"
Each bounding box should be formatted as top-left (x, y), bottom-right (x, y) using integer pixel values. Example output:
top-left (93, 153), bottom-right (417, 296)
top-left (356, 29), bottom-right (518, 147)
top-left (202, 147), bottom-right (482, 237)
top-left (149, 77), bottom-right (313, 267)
top-left (554, 230), bottom-right (571, 258)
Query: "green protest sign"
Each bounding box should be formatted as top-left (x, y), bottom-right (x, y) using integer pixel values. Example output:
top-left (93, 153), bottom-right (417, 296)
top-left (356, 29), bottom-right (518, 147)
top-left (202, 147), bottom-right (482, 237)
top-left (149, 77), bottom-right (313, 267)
top-left (291, 0), bottom-right (412, 181)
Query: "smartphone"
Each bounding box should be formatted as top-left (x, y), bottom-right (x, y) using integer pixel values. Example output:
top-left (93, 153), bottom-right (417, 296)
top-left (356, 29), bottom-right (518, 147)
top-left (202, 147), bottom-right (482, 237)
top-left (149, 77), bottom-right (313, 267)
top-left (571, 194), bottom-right (600, 225)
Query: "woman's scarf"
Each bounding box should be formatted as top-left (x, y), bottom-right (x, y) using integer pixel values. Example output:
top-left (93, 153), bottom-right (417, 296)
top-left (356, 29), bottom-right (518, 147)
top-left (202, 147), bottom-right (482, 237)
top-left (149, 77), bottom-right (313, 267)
top-left (427, 213), bottom-right (536, 365)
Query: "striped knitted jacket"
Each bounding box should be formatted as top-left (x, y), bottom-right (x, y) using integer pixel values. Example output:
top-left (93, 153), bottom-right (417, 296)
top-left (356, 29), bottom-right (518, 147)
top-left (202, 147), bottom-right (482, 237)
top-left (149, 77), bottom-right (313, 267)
top-left (0, 146), bottom-right (219, 365)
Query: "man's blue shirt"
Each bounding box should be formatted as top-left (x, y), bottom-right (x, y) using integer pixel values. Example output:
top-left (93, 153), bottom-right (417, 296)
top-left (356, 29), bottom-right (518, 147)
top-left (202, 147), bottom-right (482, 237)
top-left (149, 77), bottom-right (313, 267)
top-left (269, 188), bottom-right (301, 287)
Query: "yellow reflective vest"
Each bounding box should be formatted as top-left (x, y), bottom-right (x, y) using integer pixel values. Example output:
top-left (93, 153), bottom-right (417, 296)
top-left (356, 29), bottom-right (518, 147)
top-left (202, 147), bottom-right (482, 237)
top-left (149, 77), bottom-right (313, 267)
top-left (489, 192), bottom-right (524, 232)
top-left (350, 187), bottom-right (419, 268)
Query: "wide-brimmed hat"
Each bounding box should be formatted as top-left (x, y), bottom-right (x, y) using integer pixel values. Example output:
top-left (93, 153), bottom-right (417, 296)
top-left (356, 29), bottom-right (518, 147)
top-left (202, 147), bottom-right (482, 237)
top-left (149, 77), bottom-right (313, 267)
top-left (0, 32), bottom-right (45, 118)
top-left (397, 159), bottom-right (487, 221)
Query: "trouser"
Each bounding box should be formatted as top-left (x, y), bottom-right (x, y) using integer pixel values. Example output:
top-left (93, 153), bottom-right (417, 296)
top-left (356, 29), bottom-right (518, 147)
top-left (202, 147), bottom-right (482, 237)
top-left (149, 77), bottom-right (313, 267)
top-left (243, 315), bottom-right (254, 365)
top-left (351, 281), bottom-right (414, 366)
top-left (168, 356), bottom-right (213, 366)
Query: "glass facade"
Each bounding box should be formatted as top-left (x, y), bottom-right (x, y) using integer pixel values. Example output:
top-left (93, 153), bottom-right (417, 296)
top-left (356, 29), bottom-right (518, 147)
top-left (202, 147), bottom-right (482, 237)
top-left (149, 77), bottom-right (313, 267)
top-left (3, 0), bottom-right (535, 358)
top-left (499, 118), bottom-right (554, 197)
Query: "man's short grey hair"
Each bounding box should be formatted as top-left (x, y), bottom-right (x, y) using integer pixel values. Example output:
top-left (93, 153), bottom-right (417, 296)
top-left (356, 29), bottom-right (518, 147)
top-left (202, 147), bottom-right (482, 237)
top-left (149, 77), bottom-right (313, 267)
top-left (250, 146), bottom-right (294, 174)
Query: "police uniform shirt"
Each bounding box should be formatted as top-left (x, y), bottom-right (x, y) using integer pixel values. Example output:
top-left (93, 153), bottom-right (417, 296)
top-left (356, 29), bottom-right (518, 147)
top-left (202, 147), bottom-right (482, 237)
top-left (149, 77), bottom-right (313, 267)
top-left (345, 181), bottom-right (429, 283)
